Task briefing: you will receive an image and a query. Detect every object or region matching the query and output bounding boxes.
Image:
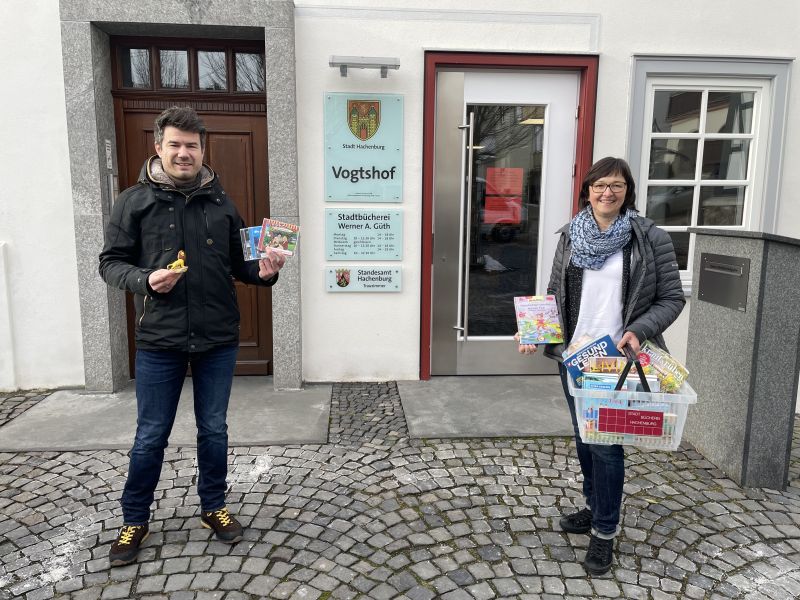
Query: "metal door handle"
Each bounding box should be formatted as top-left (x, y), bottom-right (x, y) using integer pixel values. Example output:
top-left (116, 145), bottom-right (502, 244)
top-left (461, 111), bottom-right (475, 341)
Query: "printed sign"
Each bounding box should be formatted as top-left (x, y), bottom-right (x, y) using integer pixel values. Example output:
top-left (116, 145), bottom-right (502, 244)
top-left (324, 92), bottom-right (403, 202)
top-left (599, 408), bottom-right (664, 436)
top-left (325, 209), bottom-right (402, 260)
top-left (484, 196), bottom-right (522, 225)
top-left (326, 266), bottom-right (402, 292)
top-left (486, 167), bottom-right (523, 195)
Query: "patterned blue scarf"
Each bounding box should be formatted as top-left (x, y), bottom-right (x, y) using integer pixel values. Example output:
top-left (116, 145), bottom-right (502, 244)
top-left (569, 207), bottom-right (637, 270)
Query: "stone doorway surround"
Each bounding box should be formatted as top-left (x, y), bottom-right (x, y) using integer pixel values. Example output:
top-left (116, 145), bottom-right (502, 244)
top-left (59, 0), bottom-right (301, 391)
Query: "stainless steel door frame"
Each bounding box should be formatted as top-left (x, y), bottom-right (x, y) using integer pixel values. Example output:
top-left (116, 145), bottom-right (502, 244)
top-left (431, 71), bottom-right (464, 375)
top-left (431, 69), bottom-right (575, 376)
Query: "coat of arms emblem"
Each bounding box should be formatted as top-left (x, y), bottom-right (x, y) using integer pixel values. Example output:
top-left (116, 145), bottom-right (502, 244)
top-left (347, 100), bottom-right (380, 141)
top-left (335, 269), bottom-right (351, 288)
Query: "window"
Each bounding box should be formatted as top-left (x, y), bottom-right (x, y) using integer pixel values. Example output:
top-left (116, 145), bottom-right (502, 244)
top-left (114, 39), bottom-right (265, 94)
top-left (235, 52), bottom-right (265, 92)
top-left (159, 50), bottom-right (189, 89)
top-left (120, 48), bottom-right (151, 88)
top-left (628, 57), bottom-right (791, 291)
top-left (640, 80), bottom-right (765, 271)
top-left (198, 50), bottom-right (227, 91)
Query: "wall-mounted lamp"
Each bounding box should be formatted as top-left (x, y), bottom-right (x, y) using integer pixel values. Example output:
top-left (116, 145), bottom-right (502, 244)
top-left (329, 55), bottom-right (400, 78)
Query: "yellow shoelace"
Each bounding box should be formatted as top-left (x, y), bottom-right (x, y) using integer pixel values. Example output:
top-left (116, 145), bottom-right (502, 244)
top-left (212, 509), bottom-right (232, 526)
top-left (118, 525), bottom-right (141, 545)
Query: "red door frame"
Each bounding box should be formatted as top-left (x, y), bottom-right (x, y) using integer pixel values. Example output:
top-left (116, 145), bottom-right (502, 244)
top-left (420, 52), bottom-right (599, 379)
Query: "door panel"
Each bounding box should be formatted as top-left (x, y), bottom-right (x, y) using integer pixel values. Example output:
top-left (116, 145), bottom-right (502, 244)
top-left (119, 111), bottom-right (272, 375)
top-left (431, 70), bottom-right (578, 375)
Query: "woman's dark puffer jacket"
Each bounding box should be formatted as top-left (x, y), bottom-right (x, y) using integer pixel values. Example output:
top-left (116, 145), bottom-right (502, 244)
top-left (544, 215), bottom-right (685, 361)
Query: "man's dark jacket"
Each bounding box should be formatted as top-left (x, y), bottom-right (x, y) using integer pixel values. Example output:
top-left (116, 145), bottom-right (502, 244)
top-left (99, 156), bottom-right (277, 352)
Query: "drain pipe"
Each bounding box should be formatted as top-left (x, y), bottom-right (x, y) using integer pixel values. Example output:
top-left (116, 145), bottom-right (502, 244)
top-left (0, 242), bottom-right (16, 391)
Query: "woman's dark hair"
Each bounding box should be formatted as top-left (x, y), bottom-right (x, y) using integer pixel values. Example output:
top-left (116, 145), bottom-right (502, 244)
top-left (578, 156), bottom-right (637, 211)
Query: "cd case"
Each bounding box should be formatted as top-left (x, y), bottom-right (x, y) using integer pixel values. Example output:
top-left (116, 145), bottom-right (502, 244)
top-left (240, 226), bottom-right (269, 261)
top-left (240, 219), bottom-right (301, 261)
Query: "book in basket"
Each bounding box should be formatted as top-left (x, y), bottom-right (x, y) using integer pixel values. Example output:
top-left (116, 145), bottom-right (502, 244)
top-left (637, 340), bottom-right (689, 393)
top-left (513, 295), bottom-right (564, 344)
top-left (257, 218), bottom-right (300, 256)
top-left (563, 334), bottom-right (622, 387)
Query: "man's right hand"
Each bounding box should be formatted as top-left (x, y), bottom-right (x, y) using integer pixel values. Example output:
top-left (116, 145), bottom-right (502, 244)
top-left (148, 269), bottom-right (183, 294)
top-left (514, 332), bottom-right (538, 355)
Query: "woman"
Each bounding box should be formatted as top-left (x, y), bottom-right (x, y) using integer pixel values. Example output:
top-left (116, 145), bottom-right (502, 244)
top-left (516, 157), bottom-right (684, 575)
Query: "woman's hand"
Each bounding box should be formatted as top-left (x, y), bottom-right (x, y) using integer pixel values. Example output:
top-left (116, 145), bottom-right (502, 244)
top-left (514, 332), bottom-right (538, 355)
top-left (617, 331), bottom-right (641, 354)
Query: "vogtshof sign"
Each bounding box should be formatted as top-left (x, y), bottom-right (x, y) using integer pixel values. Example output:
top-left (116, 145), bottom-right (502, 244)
top-left (324, 92), bottom-right (403, 202)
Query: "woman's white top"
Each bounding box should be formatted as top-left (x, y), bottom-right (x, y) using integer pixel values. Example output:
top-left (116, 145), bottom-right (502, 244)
top-left (571, 249), bottom-right (624, 344)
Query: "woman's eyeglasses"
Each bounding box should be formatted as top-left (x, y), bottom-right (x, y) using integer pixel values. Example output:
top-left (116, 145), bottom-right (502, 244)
top-left (591, 182), bottom-right (627, 193)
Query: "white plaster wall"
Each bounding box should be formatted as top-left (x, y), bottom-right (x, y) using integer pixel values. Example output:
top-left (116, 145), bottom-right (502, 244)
top-left (1, 0), bottom-right (798, 388)
top-left (0, 0), bottom-right (84, 390)
top-left (295, 0), bottom-right (800, 382)
top-left (295, 2), bottom-right (597, 381)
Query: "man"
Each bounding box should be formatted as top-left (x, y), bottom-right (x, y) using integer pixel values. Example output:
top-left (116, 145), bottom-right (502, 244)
top-left (99, 106), bottom-right (285, 566)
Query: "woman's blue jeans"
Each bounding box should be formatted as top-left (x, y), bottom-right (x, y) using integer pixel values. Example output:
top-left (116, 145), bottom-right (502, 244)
top-left (559, 363), bottom-right (624, 536)
top-left (121, 345), bottom-right (239, 525)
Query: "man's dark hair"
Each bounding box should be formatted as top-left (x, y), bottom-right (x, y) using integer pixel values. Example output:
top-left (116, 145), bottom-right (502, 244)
top-left (577, 156), bottom-right (637, 212)
top-left (154, 106), bottom-right (207, 149)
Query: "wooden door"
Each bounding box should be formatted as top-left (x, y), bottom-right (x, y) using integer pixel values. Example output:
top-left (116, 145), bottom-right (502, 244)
top-left (117, 109), bottom-right (273, 375)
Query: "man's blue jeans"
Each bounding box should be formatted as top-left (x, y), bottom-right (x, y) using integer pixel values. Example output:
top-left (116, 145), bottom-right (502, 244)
top-left (559, 363), bottom-right (624, 536)
top-left (121, 345), bottom-right (239, 525)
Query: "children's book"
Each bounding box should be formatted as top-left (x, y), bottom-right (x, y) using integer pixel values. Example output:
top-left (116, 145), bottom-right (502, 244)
top-left (257, 218), bottom-right (300, 257)
top-left (240, 226), bottom-right (268, 261)
top-left (563, 334), bottom-right (623, 388)
top-left (513, 295), bottom-right (564, 345)
top-left (637, 341), bottom-right (689, 393)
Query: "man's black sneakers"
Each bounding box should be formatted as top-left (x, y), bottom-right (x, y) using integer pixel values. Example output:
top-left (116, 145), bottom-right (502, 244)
top-left (583, 534), bottom-right (614, 575)
top-left (200, 507), bottom-right (243, 543)
top-left (559, 507), bottom-right (593, 534)
top-left (109, 524), bottom-right (149, 566)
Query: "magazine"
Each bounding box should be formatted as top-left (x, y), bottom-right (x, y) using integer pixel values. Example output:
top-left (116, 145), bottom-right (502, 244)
top-left (563, 334), bottom-right (623, 388)
top-left (637, 341), bottom-right (689, 393)
top-left (513, 295), bottom-right (564, 344)
top-left (257, 218), bottom-right (300, 257)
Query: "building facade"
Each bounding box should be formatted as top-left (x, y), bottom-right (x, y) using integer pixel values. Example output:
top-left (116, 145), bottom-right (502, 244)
top-left (1, 1), bottom-right (798, 399)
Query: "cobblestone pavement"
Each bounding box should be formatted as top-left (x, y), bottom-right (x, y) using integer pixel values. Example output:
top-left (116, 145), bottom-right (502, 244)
top-left (2, 382), bottom-right (800, 599)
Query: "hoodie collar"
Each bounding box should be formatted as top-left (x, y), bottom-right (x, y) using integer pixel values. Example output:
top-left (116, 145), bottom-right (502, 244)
top-left (142, 156), bottom-right (215, 190)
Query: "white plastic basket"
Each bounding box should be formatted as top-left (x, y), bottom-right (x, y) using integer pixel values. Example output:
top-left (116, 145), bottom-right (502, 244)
top-left (567, 373), bottom-right (697, 451)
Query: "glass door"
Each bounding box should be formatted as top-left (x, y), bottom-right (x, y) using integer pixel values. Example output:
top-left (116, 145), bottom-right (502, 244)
top-left (461, 104), bottom-right (544, 339)
top-left (431, 70), bottom-right (578, 375)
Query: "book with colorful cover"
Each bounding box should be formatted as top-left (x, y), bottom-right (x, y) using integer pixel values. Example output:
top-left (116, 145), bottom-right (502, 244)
top-left (257, 218), bottom-right (300, 256)
top-left (637, 341), bottom-right (689, 393)
top-left (513, 295), bottom-right (564, 345)
top-left (563, 334), bottom-right (623, 388)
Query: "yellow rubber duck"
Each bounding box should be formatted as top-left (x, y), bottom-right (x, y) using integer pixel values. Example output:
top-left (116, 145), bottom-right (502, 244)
top-left (167, 250), bottom-right (188, 272)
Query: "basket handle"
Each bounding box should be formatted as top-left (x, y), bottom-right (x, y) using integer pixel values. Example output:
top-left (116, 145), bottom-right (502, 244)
top-left (614, 344), bottom-right (651, 392)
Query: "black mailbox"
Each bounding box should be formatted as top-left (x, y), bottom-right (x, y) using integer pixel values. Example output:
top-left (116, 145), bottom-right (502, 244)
top-left (697, 252), bottom-right (750, 312)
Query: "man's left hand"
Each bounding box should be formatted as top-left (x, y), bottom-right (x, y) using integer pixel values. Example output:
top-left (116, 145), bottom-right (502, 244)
top-left (258, 248), bottom-right (286, 280)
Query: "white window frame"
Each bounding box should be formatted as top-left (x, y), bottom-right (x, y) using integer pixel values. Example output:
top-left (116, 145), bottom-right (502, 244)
top-left (639, 77), bottom-right (770, 280)
top-left (627, 56), bottom-right (791, 295)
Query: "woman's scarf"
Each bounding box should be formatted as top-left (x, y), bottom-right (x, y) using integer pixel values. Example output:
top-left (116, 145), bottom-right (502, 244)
top-left (569, 207), bottom-right (637, 270)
